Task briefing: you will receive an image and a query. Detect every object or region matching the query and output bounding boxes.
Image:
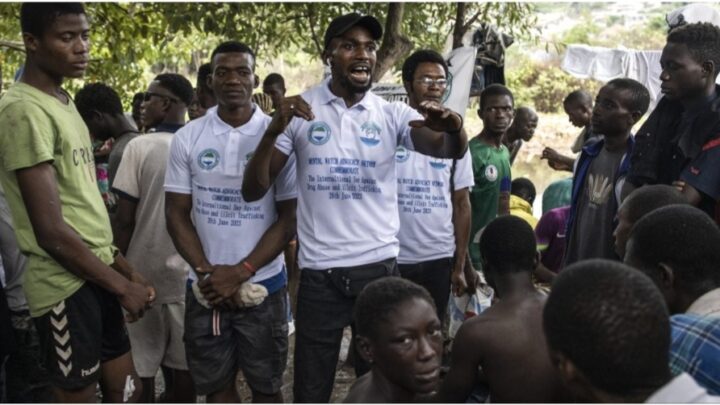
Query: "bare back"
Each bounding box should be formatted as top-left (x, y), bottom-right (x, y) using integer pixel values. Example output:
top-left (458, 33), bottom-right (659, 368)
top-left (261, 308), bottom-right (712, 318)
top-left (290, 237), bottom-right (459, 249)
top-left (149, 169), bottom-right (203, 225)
top-left (477, 292), bottom-right (565, 401)
top-left (441, 291), bottom-right (569, 402)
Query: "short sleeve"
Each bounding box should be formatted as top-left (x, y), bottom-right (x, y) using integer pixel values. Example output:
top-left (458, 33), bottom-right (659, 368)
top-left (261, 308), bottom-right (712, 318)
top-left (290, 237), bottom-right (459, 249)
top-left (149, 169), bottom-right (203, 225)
top-left (453, 149), bottom-right (474, 190)
top-left (500, 160), bottom-right (512, 193)
top-left (274, 118), bottom-right (298, 156)
top-left (111, 138), bottom-right (141, 199)
top-left (0, 102), bottom-right (55, 171)
top-left (273, 152), bottom-right (297, 201)
top-left (680, 139), bottom-right (720, 201)
top-left (164, 130), bottom-right (192, 194)
top-left (387, 102), bottom-right (422, 150)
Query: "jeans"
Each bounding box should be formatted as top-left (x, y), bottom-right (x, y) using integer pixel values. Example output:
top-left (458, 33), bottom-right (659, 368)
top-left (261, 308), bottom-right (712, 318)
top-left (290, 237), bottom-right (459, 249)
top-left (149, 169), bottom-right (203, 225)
top-left (398, 256), bottom-right (453, 321)
top-left (293, 258), bottom-right (398, 403)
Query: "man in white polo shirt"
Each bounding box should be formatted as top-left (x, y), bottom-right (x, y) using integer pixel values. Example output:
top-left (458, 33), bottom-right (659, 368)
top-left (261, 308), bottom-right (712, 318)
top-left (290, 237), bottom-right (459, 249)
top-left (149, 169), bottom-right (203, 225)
top-left (395, 50), bottom-right (475, 320)
top-left (164, 41), bottom-right (297, 403)
top-left (242, 14), bottom-right (468, 403)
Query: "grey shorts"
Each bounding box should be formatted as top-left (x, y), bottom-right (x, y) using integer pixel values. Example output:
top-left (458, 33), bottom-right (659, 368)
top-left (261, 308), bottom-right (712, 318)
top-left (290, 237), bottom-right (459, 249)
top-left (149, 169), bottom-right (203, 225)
top-left (184, 287), bottom-right (288, 396)
top-left (126, 301), bottom-right (188, 378)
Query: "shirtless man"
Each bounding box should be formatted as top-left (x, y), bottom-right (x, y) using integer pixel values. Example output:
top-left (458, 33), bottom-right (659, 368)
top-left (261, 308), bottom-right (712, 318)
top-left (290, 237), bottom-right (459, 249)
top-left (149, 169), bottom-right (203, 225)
top-left (436, 215), bottom-right (567, 402)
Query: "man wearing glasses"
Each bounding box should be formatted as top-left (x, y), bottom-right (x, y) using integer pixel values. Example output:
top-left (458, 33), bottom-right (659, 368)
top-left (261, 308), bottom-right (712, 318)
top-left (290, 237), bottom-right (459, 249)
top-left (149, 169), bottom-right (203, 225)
top-left (395, 50), bottom-right (475, 320)
top-left (140, 74), bottom-right (190, 133)
top-left (112, 73), bottom-right (195, 402)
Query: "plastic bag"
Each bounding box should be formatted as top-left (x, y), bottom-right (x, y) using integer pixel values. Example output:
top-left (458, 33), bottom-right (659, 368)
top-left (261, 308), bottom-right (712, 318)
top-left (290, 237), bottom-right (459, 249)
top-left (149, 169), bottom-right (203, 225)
top-left (447, 281), bottom-right (494, 340)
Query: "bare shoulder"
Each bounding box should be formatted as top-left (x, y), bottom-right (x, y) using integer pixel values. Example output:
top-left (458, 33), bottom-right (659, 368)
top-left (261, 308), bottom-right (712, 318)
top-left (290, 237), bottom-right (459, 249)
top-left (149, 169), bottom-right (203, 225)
top-left (344, 372), bottom-right (375, 403)
top-left (461, 295), bottom-right (546, 340)
top-left (456, 308), bottom-right (503, 344)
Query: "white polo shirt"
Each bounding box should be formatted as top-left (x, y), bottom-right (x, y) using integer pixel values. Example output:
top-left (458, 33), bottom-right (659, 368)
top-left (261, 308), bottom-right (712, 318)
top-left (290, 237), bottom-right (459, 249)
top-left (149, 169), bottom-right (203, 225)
top-left (395, 148), bottom-right (473, 264)
top-left (165, 106), bottom-right (297, 283)
top-left (275, 78), bottom-right (422, 269)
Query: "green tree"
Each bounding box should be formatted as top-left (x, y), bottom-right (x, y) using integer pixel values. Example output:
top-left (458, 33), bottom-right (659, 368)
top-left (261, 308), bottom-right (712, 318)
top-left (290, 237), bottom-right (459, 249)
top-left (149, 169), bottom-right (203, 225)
top-left (1, 2), bottom-right (538, 101)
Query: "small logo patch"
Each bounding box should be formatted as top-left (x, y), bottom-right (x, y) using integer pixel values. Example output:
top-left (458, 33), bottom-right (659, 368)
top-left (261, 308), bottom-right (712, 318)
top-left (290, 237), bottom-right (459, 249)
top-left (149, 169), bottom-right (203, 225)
top-left (308, 122), bottom-right (331, 145)
top-left (429, 158), bottom-right (447, 169)
top-left (395, 146), bottom-right (410, 163)
top-left (359, 122), bottom-right (381, 146)
top-left (81, 361), bottom-right (100, 377)
top-left (197, 149), bottom-right (220, 170)
top-left (485, 164), bottom-right (498, 182)
top-left (123, 376), bottom-right (136, 402)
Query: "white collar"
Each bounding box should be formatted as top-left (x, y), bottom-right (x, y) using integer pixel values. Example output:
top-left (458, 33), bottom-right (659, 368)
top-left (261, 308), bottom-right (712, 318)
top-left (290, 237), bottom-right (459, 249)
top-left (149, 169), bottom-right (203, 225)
top-left (208, 104), bottom-right (266, 137)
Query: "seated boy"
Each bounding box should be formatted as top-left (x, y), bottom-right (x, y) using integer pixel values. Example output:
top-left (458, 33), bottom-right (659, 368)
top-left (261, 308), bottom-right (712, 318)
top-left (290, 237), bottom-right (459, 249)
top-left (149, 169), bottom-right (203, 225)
top-left (344, 277), bottom-right (442, 403)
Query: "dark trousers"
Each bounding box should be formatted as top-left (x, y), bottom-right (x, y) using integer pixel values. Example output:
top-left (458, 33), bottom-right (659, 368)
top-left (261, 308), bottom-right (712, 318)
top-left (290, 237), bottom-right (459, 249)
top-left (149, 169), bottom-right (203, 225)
top-left (398, 257), bottom-right (453, 321)
top-left (293, 258), bottom-right (398, 403)
top-left (4, 310), bottom-right (52, 402)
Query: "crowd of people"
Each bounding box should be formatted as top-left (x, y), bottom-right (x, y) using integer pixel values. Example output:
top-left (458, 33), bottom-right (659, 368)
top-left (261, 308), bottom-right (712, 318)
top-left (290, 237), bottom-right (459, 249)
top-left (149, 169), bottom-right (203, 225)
top-left (0, 2), bottom-right (719, 403)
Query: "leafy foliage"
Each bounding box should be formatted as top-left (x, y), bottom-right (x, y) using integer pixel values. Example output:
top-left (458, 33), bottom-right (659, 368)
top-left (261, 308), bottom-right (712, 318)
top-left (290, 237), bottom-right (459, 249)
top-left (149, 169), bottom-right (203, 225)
top-left (0, 2), bottom-right (537, 107)
top-left (506, 61), bottom-right (603, 113)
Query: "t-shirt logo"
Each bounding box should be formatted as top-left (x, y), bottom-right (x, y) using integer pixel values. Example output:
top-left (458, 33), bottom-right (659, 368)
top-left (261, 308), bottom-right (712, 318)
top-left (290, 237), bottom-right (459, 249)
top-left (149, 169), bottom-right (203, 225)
top-left (484, 164), bottom-right (498, 182)
top-left (429, 158), bottom-right (447, 169)
top-left (587, 173), bottom-right (612, 205)
top-left (308, 122), bottom-right (331, 145)
top-left (395, 146), bottom-right (410, 163)
top-left (359, 121), bottom-right (381, 146)
top-left (197, 148), bottom-right (220, 170)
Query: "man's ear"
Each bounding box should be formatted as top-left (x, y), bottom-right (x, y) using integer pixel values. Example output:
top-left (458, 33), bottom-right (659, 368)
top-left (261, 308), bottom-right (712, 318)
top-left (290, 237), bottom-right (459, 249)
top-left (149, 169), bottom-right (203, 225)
top-left (629, 110), bottom-right (642, 125)
top-left (322, 48), bottom-right (333, 67)
top-left (533, 251), bottom-right (541, 271)
top-left (701, 60), bottom-right (715, 79)
top-left (205, 74), bottom-right (213, 91)
top-left (355, 335), bottom-right (375, 365)
top-left (160, 96), bottom-right (174, 113)
top-left (402, 81), bottom-right (413, 97)
top-left (91, 110), bottom-right (104, 123)
top-left (254, 75), bottom-right (260, 89)
top-left (551, 350), bottom-right (596, 401)
top-left (550, 350), bottom-right (574, 381)
top-left (22, 32), bottom-right (39, 53)
top-left (658, 262), bottom-right (674, 289)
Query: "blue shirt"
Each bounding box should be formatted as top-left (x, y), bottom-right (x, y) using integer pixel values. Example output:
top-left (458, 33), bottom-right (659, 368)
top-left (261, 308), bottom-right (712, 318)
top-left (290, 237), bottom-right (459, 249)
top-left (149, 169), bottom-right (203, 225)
top-left (670, 314), bottom-right (720, 396)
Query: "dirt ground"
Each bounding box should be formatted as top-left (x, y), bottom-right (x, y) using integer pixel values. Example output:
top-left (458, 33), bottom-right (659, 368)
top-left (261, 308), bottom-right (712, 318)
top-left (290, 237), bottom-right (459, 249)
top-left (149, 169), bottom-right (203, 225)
top-left (154, 327), bottom-right (355, 403)
top-left (238, 328), bottom-right (355, 403)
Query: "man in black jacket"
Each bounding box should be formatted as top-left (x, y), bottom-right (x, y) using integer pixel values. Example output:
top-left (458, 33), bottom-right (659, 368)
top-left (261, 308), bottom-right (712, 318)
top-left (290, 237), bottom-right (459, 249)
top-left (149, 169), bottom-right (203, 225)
top-left (623, 22), bottom-right (720, 224)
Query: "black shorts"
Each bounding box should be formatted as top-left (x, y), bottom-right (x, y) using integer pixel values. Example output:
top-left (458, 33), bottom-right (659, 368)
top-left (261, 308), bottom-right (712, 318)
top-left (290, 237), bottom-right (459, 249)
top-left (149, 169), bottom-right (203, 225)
top-left (184, 287), bottom-right (289, 396)
top-left (34, 282), bottom-right (131, 390)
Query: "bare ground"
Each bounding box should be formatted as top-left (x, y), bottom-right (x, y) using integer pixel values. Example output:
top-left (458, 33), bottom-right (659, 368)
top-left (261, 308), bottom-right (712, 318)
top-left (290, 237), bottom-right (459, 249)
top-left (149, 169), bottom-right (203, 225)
top-left (154, 327), bottom-right (356, 403)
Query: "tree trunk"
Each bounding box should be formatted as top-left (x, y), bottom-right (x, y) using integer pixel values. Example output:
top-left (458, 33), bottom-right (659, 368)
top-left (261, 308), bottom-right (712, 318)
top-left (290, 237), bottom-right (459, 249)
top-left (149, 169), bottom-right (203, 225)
top-left (452, 3), bottom-right (468, 49)
top-left (373, 2), bottom-right (412, 82)
top-left (452, 3), bottom-right (486, 50)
